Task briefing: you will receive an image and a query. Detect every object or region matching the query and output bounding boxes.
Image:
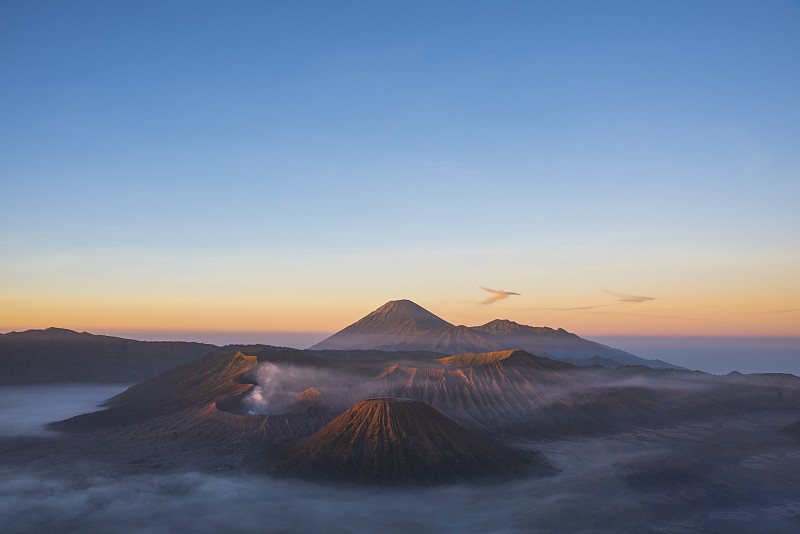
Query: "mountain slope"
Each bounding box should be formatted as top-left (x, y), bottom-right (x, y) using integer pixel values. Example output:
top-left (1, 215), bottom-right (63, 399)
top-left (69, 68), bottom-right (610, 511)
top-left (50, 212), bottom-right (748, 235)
top-left (0, 328), bottom-right (217, 384)
top-left (49, 350), bottom-right (261, 431)
top-left (472, 319), bottom-right (679, 368)
top-left (275, 397), bottom-right (534, 484)
top-left (311, 301), bottom-right (680, 369)
top-left (369, 353), bottom-right (800, 437)
top-left (370, 357), bottom-right (602, 436)
top-left (340, 299), bottom-right (454, 333)
top-left (43, 343), bottom-right (800, 480)
top-left (310, 300), bottom-right (456, 351)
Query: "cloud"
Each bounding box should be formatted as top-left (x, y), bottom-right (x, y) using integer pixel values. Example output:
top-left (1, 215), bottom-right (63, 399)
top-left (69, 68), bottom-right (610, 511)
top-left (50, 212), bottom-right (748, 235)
top-left (479, 286), bottom-right (521, 305)
top-left (551, 305), bottom-right (612, 311)
top-left (2, 408), bottom-right (797, 534)
top-left (602, 291), bottom-right (656, 304)
top-left (0, 384), bottom-right (130, 437)
top-left (522, 291), bottom-right (662, 316)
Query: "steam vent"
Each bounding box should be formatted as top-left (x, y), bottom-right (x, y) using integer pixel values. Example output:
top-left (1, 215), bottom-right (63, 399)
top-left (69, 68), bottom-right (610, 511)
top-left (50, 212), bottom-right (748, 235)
top-left (275, 397), bottom-right (533, 485)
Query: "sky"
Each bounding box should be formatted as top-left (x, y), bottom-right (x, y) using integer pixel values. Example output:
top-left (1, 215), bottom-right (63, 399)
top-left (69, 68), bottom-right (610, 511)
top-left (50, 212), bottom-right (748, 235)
top-left (1, 0), bottom-right (799, 340)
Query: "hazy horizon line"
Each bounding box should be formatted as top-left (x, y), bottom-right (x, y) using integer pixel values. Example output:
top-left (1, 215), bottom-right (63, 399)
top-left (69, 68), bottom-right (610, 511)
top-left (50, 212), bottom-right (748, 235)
top-left (2, 327), bottom-right (799, 375)
top-left (2, 326), bottom-right (799, 342)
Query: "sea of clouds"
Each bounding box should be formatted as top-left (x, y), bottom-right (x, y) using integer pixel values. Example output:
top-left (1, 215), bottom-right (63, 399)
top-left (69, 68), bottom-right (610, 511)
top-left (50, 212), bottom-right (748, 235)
top-left (3, 385), bottom-right (800, 534)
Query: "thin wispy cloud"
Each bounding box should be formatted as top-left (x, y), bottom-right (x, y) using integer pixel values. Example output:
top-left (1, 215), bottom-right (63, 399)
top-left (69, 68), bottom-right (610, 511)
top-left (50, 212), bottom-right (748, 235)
top-left (479, 286), bottom-right (521, 305)
top-left (524, 290), bottom-right (659, 315)
top-left (551, 305), bottom-right (613, 311)
top-left (522, 306), bottom-right (691, 320)
top-left (602, 291), bottom-right (656, 303)
top-left (573, 309), bottom-right (694, 320)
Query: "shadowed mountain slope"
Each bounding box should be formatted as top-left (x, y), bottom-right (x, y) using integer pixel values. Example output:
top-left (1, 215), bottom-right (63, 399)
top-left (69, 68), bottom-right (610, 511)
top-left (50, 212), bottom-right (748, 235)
top-left (311, 301), bottom-right (680, 369)
top-left (0, 326), bottom-right (446, 386)
top-left (275, 397), bottom-right (536, 485)
top-left (0, 328), bottom-right (217, 384)
top-left (49, 350), bottom-right (261, 431)
top-left (470, 319), bottom-right (663, 365)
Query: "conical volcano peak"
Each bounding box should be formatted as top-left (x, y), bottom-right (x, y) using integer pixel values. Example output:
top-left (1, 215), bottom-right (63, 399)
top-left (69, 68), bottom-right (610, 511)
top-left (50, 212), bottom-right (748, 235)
top-left (369, 299), bottom-right (449, 323)
top-left (340, 299), bottom-right (454, 335)
top-left (275, 397), bottom-right (532, 484)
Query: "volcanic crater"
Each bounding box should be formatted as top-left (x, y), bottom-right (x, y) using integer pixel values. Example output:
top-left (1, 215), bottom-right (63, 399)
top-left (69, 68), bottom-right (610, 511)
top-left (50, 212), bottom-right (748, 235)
top-left (274, 397), bottom-right (542, 485)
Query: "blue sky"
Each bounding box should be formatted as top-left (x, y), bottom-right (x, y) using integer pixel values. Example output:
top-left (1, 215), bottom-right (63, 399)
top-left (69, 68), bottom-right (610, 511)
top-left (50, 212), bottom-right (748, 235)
top-left (1, 1), bottom-right (799, 336)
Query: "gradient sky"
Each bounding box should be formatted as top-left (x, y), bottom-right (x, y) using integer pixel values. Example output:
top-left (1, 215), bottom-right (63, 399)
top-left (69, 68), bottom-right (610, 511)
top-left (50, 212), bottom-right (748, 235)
top-left (1, 0), bottom-right (799, 339)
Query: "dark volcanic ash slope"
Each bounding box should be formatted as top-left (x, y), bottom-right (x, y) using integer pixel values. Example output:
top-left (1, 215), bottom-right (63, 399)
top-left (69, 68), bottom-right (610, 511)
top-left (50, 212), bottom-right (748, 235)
top-left (275, 397), bottom-right (536, 485)
top-left (310, 300), bottom-right (679, 369)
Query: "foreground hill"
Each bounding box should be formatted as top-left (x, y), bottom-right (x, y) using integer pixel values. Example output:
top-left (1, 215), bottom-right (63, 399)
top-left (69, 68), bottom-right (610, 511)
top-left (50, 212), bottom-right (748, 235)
top-left (311, 300), bottom-right (679, 369)
top-left (275, 397), bottom-right (538, 485)
top-left (0, 328), bottom-right (217, 384)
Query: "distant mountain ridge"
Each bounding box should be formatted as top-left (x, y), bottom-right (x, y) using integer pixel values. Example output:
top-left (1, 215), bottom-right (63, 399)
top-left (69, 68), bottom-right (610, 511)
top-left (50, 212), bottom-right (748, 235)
top-left (0, 327), bottom-right (218, 384)
top-left (311, 299), bottom-right (680, 369)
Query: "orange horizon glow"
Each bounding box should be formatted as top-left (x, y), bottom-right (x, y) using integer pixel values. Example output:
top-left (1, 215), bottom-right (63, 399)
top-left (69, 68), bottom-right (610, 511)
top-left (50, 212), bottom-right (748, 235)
top-left (2, 293), bottom-right (798, 339)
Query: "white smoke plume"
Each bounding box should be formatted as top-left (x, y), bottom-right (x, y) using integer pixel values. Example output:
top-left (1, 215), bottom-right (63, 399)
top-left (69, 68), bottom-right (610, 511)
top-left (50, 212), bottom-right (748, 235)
top-left (240, 363), bottom-right (362, 415)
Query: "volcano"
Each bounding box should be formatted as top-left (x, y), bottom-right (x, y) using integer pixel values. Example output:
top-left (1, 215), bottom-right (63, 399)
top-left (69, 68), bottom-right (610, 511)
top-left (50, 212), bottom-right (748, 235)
top-left (275, 397), bottom-right (533, 485)
top-left (335, 299), bottom-right (454, 333)
top-left (41, 341), bottom-right (800, 488)
top-left (311, 300), bottom-right (679, 368)
top-left (308, 299), bottom-right (494, 353)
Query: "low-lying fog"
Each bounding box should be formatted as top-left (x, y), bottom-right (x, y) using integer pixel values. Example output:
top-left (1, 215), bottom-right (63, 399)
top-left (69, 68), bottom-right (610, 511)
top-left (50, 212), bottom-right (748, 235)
top-left (3, 385), bottom-right (800, 533)
top-left (0, 384), bottom-right (130, 436)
